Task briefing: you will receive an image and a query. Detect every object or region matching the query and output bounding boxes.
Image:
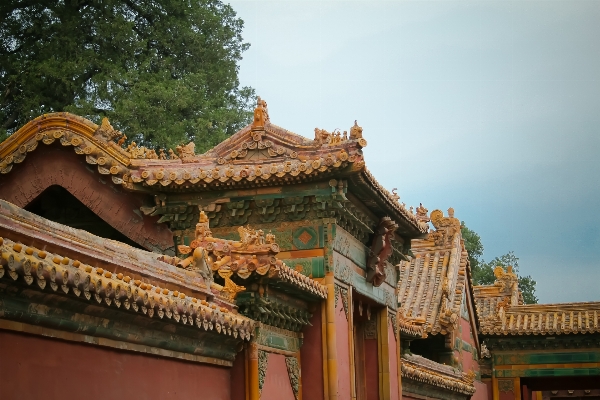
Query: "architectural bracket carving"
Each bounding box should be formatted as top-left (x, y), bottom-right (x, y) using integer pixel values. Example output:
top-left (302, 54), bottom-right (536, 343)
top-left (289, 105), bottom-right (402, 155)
top-left (258, 349), bottom-right (269, 394)
top-left (366, 217), bottom-right (398, 287)
top-left (285, 356), bottom-right (300, 400)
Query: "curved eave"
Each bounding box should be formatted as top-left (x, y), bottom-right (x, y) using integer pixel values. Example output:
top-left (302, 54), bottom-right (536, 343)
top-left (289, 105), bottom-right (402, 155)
top-left (227, 264), bottom-right (328, 301)
top-left (0, 235), bottom-right (256, 341)
top-left (347, 169), bottom-right (428, 237)
top-left (401, 358), bottom-right (476, 396)
top-left (0, 112), bottom-right (132, 187)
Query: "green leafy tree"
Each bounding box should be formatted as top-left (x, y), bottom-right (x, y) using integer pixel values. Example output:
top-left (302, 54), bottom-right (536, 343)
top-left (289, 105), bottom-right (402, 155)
top-left (461, 223), bottom-right (538, 304)
top-left (1, 0), bottom-right (255, 151)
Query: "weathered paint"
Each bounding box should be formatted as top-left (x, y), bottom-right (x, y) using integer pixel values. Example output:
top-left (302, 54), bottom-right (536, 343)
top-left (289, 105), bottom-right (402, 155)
top-left (261, 353), bottom-right (295, 400)
top-left (459, 317), bottom-right (480, 378)
top-left (0, 330), bottom-right (231, 400)
top-left (0, 286), bottom-right (240, 362)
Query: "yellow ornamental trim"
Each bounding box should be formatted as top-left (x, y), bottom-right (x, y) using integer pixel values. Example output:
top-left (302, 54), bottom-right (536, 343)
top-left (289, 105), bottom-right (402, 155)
top-left (0, 113), bottom-right (132, 177)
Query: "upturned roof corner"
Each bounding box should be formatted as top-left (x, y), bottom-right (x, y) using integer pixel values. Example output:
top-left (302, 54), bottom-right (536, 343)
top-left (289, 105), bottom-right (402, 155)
top-left (0, 102), bottom-right (428, 235)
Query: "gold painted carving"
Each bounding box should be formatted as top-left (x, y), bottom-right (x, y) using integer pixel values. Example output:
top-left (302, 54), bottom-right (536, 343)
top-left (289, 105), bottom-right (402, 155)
top-left (416, 203), bottom-right (430, 223)
top-left (252, 97), bottom-right (270, 130)
top-left (428, 208), bottom-right (461, 246)
top-left (285, 356), bottom-right (300, 400)
top-left (258, 349), bottom-right (269, 394)
top-left (498, 379), bottom-right (514, 393)
top-left (366, 217), bottom-right (398, 287)
top-left (364, 319), bottom-right (377, 339)
top-left (94, 117), bottom-right (123, 142)
top-left (176, 142), bottom-right (196, 161)
top-left (176, 212), bottom-right (327, 299)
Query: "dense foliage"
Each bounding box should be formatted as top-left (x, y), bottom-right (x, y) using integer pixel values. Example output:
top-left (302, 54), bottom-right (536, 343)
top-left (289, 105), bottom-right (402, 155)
top-left (0, 0), bottom-right (255, 151)
top-left (461, 223), bottom-right (538, 304)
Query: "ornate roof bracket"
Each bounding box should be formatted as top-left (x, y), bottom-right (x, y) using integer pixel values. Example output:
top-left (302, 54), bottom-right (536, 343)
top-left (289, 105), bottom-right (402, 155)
top-left (428, 208), bottom-right (461, 247)
top-left (366, 217), bottom-right (398, 287)
top-left (171, 211), bottom-right (327, 303)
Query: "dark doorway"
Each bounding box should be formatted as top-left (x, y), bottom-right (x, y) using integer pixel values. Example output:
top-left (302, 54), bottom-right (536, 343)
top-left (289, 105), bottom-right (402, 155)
top-left (25, 185), bottom-right (142, 249)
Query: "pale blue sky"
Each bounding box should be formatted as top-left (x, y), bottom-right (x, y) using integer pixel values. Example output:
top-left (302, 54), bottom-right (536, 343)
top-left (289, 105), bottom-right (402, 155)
top-left (228, 0), bottom-right (600, 303)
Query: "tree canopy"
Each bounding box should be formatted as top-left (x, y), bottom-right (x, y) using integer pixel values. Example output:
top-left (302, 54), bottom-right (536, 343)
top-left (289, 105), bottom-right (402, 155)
top-left (461, 223), bottom-right (538, 304)
top-left (0, 0), bottom-right (255, 151)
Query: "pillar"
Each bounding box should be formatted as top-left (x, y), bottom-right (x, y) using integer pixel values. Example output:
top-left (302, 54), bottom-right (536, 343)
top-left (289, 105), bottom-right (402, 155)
top-left (513, 377), bottom-right (521, 400)
top-left (378, 307), bottom-right (392, 400)
top-left (248, 342), bottom-right (260, 400)
top-left (325, 274), bottom-right (339, 400)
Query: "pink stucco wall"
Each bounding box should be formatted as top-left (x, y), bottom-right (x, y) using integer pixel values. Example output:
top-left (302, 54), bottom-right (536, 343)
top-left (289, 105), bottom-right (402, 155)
top-left (261, 353), bottom-right (295, 400)
top-left (335, 297), bottom-right (352, 399)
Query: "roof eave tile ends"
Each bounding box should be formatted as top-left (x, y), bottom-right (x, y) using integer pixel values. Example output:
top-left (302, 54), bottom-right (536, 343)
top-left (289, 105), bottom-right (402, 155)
top-left (398, 228), bottom-right (468, 336)
top-left (0, 236), bottom-right (256, 341)
top-left (401, 358), bottom-right (476, 395)
top-left (478, 304), bottom-right (600, 336)
top-left (356, 168), bottom-right (429, 235)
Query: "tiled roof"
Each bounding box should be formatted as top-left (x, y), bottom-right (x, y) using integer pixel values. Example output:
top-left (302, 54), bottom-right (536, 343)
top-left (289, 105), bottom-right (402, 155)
top-left (401, 354), bottom-right (476, 396)
top-left (0, 234), bottom-right (255, 341)
top-left (0, 110), bottom-right (426, 234)
top-left (169, 212), bottom-right (327, 300)
top-left (475, 269), bottom-right (600, 335)
top-left (397, 208), bottom-right (469, 335)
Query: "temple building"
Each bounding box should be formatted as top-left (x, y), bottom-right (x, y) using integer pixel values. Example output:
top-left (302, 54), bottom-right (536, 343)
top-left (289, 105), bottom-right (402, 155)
top-left (396, 207), bottom-right (484, 400)
top-left (0, 100), bottom-right (598, 399)
top-left (474, 267), bottom-right (600, 400)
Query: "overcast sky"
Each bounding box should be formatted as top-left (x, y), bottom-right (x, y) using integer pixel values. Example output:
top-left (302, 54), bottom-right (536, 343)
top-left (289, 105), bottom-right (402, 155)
top-left (228, 0), bottom-right (600, 303)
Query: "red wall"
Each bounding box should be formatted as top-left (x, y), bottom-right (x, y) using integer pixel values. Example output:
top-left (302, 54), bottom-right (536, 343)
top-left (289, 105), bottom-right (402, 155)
top-left (459, 312), bottom-right (489, 400)
top-left (261, 353), bottom-right (295, 400)
top-left (473, 380), bottom-right (492, 400)
top-left (0, 143), bottom-right (173, 252)
top-left (231, 347), bottom-right (246, 400)
top-left (301, 307), bottom-right (325, 400)
top-left (365, 335), bottom-right (379, 400)
top-left (0, 330), bottom-right (231, 400)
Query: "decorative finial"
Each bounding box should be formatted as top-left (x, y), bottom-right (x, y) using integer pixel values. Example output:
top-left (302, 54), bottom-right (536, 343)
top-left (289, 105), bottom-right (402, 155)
top-left (416, 203), bottom-right (429, 223)
top-left (251, 96), bottom-right (269, 130)
top-left (350, 120), bottom-right (363, 139)
top-left (199, 211), bottom-right (208, 223)
top-left (391, 188), bottom-right (400, 202)
top-left (447, 207), bottom-right (454, 218)
top-left (95, 117), bottom-right (122, 142)
top-left (350, 120), bottom-right (367, 148)
top-left (176, 142), bottom-right (195, 160)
